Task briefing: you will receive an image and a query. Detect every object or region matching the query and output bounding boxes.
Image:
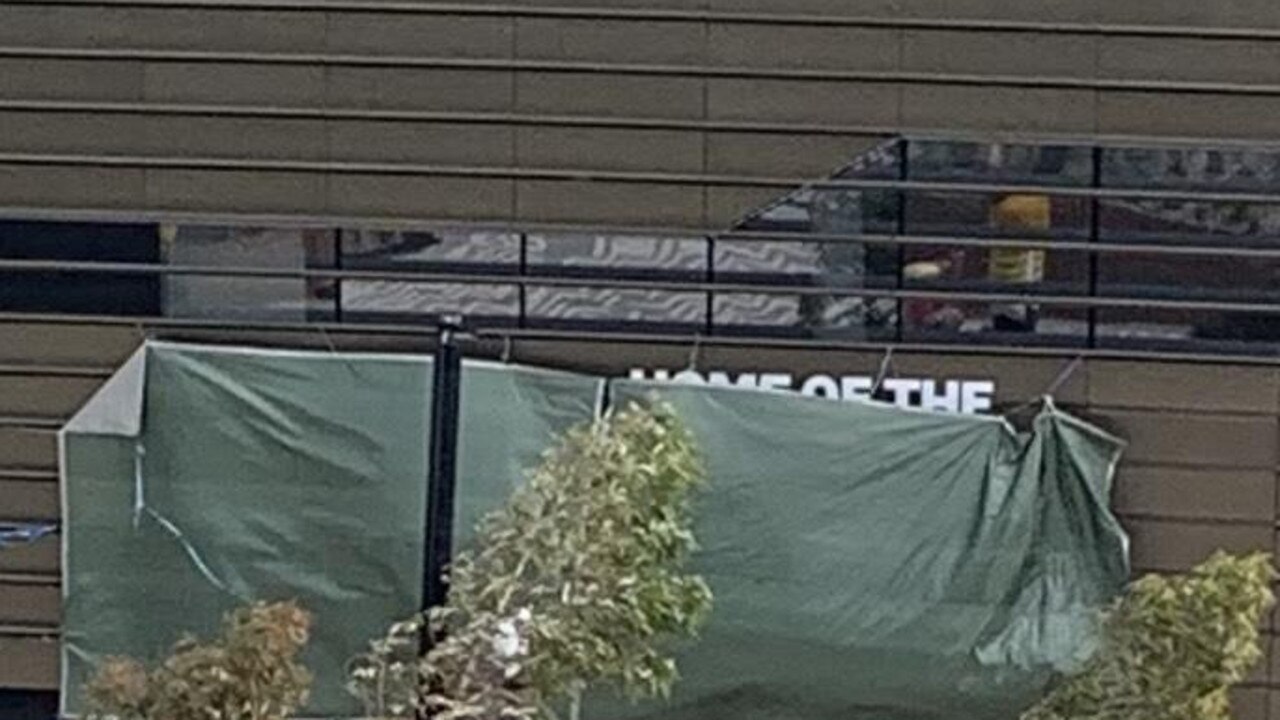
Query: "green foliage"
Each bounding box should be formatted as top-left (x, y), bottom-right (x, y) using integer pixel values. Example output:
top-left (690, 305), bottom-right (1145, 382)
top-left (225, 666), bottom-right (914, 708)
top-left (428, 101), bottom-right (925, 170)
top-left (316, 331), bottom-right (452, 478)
top-left (1023, 552), bottom-right (1276, 720)
top-left (85, 600), bottom-right (312, 720)
top-left (349, 401), bottom-right (713, 720)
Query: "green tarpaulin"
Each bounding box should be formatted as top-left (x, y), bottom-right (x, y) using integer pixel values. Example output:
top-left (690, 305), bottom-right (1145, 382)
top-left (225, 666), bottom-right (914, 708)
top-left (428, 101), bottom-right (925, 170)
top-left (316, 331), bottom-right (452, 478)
top-left (59, 341), bottom-right (1127, 720)
top-left (604, 381), bottom-right (1128, 720)
top-left (60, 342), bottom-right (603, 717)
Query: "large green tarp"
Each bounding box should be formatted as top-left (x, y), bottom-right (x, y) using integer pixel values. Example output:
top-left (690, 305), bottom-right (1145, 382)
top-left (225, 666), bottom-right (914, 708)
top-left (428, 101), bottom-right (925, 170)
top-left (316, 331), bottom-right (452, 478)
top-left (60, 342), bottom-right (603, 717)
top-left (604, 381), bottom-right (1129, 720)
top-left (60, 342), bottom-right (1127, 720)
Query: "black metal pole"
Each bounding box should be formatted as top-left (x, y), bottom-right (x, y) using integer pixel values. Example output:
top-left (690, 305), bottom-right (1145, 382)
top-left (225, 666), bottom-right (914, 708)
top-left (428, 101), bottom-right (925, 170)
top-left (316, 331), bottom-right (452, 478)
top-left (1087, 145), bottom-right (1103, 349)
top-left (895, 137), bottom-right (909, 343)
top-left (422, 314), bottom-right (464, 654)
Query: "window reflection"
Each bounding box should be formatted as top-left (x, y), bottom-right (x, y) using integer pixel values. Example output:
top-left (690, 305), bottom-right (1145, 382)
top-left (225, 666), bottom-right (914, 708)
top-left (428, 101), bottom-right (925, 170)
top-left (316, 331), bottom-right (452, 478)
top-left (1098, 145), bottom-right (1280, 345)
top-left (340, 229), bottom-right (518, 272)
top-left (526, 233), bottom-right (705, 280)
top-left (341, 281), bottom-right (518, 325)
top-left (526, 287), bottom-right (704, 332)
top-left (337, 229), bottom-right (518, 323)
top-left (713, 292), bottom-right (896, 340)
top-left (161, 224), bottom-right (334, 321)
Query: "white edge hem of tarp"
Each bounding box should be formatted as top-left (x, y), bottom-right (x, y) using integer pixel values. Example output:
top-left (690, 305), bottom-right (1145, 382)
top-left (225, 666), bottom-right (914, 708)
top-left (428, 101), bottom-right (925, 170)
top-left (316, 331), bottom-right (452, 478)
top-left (58, 343), bottom-right (148, 718)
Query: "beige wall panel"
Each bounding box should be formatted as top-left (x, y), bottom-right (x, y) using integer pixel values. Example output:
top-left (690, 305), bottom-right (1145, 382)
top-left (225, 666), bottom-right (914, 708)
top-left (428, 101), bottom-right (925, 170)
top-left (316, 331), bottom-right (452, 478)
top-left (1113, 466), bottom-right (1276, 523)
top-left (898, 0), bottom-right (1097, 22)
top-left (512, 0), bottom-right (705, 9)
top-left (0, 376), bottom-right (99, 420)
top-left (133, 116), bottom-right (328, 161)
top-left (1126, 518), bottom-right (1273, 572)
top-left (1100, 37), bottom-right (1280, 84)
top-left (1088, 410), bottom-right (1278, 468)
top-left (0, 5), bottom-right (129, 47)
top-left (706, 132), bottom-right (885, 177)
top-left (1098, 0), bottom-right (1280, 28)
top-left (145, 170), bottom-right (326, 215)
top-left (0, 429), bottom-right (56, 471)
top-left (0, 6), bottom-right (325, 53)
top-left (515, 126), bottom-right (704, 173)
top-left (706, 185), bottom-right (784, 226)
top-left (516, 179), bottom-right (704, 225)
top-left (1270, 636), bottom-right (1280, 684)
top-left (516, 73), bottom-right (704, 119)
top-left (143, 63), bottom-right (325, 106)
top-left (0, 534), bottom-right (57, 574)
top-left (517, 18), bottom-right (706, 64)
top-left (0, 584), bottom-right (59, 626)
top-left (0, 166), bottom-right (147, 209)
top-left (707, 0), bottom-right (897, 16)
top-left (327, 175), bottom-right (514, 219)
top-left (1232, 687), bottom-right (1269, 720)
top-left (0, 324), bottom-right (138, 367)
top-left (1097, 92), bottom-right (1280, 139)
top-left (329, 121), bottom-right (515, 166)
top-left (1245, 638), bottom-right (1271, 685)
top-left (327, 14), bottom-right (512, 58)
top-left (902, 30), bottom-right (1098, 77)
top-left (119, 8), bottom-right (325, 53)
top-left (0, 111), bottom-right (327, 164)
top-left (0, 480), bottom-right (59, 522)
top-left (327, 68), bottom-right (514, 112)
top-left (0, 59), bottom-right (143, 102)
top-left (0, 111), bottom-right (147, 157)
top-left (708, 24), bottom-right (897, 71)
top-left (0, 637), bottom-right (58, 690)
top-left (1089, 361), bottom-right (1280, 414)
top-left (901, 85), bottom-right (1097, 133)
top-left (708, 78), bottom-right (899, 124)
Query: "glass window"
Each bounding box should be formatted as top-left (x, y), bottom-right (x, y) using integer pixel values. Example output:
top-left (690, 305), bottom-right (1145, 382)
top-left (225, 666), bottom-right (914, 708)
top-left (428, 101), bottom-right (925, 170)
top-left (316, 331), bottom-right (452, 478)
top-left (904, 143), bottom-right (1092, 250)
top-left (341, 281), bottom-right (519, 325)
top-left (902, 301), bottom-right (1088, 348)
top-left (712, 292), bottom-right (897, 340)
top-left (526, 233), bottom-right (706, 280)
top-left (1097, 145), bottom-right (1280, 349)
top-left (1095, 306), bottom-right (1280, 354)
top-left (525, 286), bottom-right (705, 332)
top-left (337, 229), bottom-right (519, 325)
top-left (340, 229), bottom-right (518, 273)
top-left (0, 220), bottom-right (160, 315)
top-left (161, 224), bottom-right (335, 321)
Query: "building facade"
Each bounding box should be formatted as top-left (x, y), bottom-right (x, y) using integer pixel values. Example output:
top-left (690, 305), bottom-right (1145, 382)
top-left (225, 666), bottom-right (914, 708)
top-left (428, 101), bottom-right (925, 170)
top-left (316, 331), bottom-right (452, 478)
top-left (5, 1), bottom-right (1280, 717)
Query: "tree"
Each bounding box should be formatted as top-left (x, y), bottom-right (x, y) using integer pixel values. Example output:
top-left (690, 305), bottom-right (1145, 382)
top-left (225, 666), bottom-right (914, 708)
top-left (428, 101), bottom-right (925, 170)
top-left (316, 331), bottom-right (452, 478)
top-left (85, 600), bottom-right (312, 720)
top-left (349, 401), bottom-right (713, 720)
top-left (1022, 552), bottom-right (1275, 720)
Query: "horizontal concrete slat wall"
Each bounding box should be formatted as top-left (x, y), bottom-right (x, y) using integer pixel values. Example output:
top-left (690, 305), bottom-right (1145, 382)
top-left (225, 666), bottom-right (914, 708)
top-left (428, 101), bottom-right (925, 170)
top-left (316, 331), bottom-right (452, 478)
top-left (5, 2), bottom-right (1280, 225)
top-left (5, 0), bottom-right (1280, 714)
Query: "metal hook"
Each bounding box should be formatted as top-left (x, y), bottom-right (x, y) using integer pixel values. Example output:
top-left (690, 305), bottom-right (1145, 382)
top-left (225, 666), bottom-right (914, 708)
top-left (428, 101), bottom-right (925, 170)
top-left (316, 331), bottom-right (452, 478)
top-left (1006, 355), bottom-right (1084, 416)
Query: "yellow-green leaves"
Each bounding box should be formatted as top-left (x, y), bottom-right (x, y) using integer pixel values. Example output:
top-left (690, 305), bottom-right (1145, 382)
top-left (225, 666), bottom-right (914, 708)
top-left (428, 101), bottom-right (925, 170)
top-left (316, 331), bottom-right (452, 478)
top-left (1023, 552), bottom-right (1275, 720)
top-left (85, 601), bottom-right (313, 720)
top-left (350, 401), bottom-right (713, 720)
